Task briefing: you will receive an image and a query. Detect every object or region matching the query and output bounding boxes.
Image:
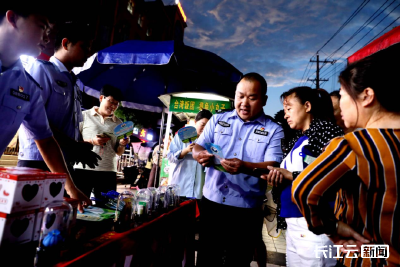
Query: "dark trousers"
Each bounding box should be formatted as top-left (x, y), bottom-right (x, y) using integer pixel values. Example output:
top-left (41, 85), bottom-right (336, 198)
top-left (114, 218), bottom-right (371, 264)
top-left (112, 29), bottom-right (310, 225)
top-left (197, 197), bottom-right (264, 267)
top-left (73, 168), bottom-right (117, 199)
top-left (17, 159), bottom-right (50, 171)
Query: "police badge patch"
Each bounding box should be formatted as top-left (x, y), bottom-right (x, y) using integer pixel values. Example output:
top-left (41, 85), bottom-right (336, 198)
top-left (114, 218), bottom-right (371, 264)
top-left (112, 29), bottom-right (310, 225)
top-left (254, 127), bottom-right (268, 136)
top-left (10, 88), bottom-right (30, 101)
top-left (218, 121), bottom-right (230, 127)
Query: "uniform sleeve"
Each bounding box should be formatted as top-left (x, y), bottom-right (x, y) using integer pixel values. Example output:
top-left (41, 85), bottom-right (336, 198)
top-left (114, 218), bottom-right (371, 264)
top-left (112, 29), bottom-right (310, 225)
top-left (21, 83), bottom-right (53, 140)
top-left (167, 135), bottom-right (184, 164)
top-left (264, 125), bottom-right (284, 162)
top-left (196, 115), bottom-right (216, 148)
top-left (25, 60), bottom-right (52, 104)
top-left (292, 137), bottom-right (356, 235)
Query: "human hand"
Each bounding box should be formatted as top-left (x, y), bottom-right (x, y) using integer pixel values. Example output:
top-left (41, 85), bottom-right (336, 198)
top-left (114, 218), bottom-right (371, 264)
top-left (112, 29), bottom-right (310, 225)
top-left (329, 221), bottom-right (370, 253)
top-left (186, 143), bottom-right (195, 153)
top-left (93, 135), bottom-right (111, 146)
top-left (119, 138), bottom-right (130, 147)
top-left (220, 158), bottom-right (243, 174)
top-left (73, 141), bottom-right (102, 169)
top-left (261, 166), bottom-right (293, 186)
top-left (65, 184), bottom-right (92, 213)
top-left (196, 150), bottom-right (214, 167)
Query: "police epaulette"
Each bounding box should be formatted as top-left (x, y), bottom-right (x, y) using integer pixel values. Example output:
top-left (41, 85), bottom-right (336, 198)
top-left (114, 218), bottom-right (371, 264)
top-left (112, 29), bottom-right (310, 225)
top-left (24, 71), bottom-right (43, 90)
top-left (215, 109), bottom-right (235, 114)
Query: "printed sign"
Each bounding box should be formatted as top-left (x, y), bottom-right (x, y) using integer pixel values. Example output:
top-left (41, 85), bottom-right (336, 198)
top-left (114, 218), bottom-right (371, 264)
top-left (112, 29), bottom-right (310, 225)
top-left (169, 96), bottom-right (231, 114)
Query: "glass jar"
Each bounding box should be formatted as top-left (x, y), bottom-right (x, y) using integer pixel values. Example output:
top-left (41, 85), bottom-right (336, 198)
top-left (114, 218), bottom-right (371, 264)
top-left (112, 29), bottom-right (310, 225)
top-left (146, 187), bottom-right (157, 214)
top-left (154, 185), bottom-right (167, 212)
top-left (34, 200), bottom-right (73, 267)
top-left (114, 191), bottom-right (136, 233)
top-left (135, 189), bottom-right (151, 224)
top-left (164, 185), bottom-right (177, 210)
top-left (171, 184), bottom-right (180, 206)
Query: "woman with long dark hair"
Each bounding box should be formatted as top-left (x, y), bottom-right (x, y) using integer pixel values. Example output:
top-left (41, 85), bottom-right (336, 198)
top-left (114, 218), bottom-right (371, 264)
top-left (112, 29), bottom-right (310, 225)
top-left (293, 55), bottom-right (400, 266)
top-left (263, 86), bottom-right (343, 266)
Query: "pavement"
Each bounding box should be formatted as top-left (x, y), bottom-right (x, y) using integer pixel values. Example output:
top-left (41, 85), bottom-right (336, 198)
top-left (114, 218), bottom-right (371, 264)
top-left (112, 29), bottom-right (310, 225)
top-left (116, 184), bottom-right (287, 266)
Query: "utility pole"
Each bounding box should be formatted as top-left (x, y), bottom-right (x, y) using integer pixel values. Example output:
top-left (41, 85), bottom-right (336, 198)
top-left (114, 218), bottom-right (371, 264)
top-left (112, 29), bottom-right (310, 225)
top-left (307, 52), bottom-right (336, 89)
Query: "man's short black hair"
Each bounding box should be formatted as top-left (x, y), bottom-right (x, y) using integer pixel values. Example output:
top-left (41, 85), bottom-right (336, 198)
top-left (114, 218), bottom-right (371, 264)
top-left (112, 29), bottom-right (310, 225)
top-left (195, 109), bottom-right (213, 122)
top-left (100, 84), bottom-right (123, 102)
top-left (54, 21), bottom-right (93, 52)
top-left (240, 72), bottom-right (268, 95)
top-left (330, 90), bottom-right (341, 99)
top-left (0, 0), bottom-right (57, 23)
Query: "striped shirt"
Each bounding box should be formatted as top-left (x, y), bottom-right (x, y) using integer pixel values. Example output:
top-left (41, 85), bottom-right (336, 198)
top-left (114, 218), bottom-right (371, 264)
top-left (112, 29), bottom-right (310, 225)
top-left (74, 107), bottom-right (122, 172)
top-left (293, 129), bottom-right (400, 266)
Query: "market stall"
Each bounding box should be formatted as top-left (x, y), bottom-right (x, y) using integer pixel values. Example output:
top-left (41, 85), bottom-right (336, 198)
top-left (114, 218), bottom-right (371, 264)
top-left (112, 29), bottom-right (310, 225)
top-left (75, 40), bottom-right (242, 185)
top-left (347, 25), bottom-right (400, 63)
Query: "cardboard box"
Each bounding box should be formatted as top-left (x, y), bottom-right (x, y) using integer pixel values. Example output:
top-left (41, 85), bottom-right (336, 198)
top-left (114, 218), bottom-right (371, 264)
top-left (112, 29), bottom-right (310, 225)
top-left (33, 208), bottom-right (44, 241)
top-left (41, 173), bottom-right (66, 207)
top-left (0, 210), bottom-right (35, 246)
top-left (0, 170), bottom-right (45, 214)
top-left (0, 166), bottom-right (45, 172)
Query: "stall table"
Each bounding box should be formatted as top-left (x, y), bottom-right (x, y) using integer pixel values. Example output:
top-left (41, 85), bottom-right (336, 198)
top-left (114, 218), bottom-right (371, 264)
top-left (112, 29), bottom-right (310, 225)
top-left (0, 199), bottom-right (196, 267)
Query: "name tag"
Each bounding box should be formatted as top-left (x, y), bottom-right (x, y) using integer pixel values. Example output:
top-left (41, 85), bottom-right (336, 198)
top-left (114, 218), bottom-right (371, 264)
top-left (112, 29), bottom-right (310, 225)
top-left (254, 129), bottom-right (268, 136)
top-left (304, 155), bottom-right (317, 165)
top-left (218, 121), bottom-right (230, 127)
top-left (10, 89), bottom-right (30, 101)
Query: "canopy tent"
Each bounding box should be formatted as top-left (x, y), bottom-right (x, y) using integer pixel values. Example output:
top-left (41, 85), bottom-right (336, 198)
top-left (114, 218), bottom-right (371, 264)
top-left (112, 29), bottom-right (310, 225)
top-left (76, 40), bottom-right (242, 114)
top-left (348, 25), bottom-right (400, 63)
top-left (75, 40), bottom-right (242, 186)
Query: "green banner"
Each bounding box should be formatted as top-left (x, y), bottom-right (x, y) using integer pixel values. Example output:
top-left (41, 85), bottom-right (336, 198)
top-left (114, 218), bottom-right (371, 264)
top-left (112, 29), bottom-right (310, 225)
top-left (160, 158), bottom-right (170, 178)
top-left (169, 96), bottom-right (231, 114)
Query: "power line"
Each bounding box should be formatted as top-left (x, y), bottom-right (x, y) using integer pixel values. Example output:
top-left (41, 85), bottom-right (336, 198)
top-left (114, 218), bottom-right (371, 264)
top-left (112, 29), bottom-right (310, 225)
top-left (302, 57), bottom-right (316, 86)
top-left (298, 60), bottom-right (312, 86)
top-left (320, 0), bottom-right (399, 77)
top-left (320, 3), bottom-right (400, 80)
top-left (303, 0), bottom-right (371, 85)
top-left (319, 0), bottom-right (393, 75)
top-left (363, 12), bottom-right (400, 45)
top-left (317, 0), bottom-right (370, 52)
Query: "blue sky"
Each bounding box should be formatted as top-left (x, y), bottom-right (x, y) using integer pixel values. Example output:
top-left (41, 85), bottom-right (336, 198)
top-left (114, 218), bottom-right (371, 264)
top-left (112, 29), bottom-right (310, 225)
top-left (181, 0), bottom-right (400, 117)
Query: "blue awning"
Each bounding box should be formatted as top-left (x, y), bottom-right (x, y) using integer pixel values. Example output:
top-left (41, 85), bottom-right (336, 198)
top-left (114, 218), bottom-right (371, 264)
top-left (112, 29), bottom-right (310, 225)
top-left (97, 40), bottom-right (175, 65)
top-left (77, 40), bottom-right (242, 113)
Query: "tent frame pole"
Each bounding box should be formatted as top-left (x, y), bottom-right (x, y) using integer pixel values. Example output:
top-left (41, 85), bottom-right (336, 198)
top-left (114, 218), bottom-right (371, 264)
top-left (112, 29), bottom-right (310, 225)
top-left (154, 108), bottom-right (165, 187)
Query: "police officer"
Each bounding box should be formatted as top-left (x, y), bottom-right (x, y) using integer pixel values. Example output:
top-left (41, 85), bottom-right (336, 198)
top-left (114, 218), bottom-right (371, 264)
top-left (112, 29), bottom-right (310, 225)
top-left (193, 73), bottom-right (284, 266)
top-left (18, 22), bottom-right (101, 189)
top-left (0, 1), bottom-right (91, 212)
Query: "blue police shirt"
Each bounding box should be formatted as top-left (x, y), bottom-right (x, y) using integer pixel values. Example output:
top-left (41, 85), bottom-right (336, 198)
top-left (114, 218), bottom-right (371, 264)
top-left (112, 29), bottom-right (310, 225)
top-left (19, 57), bottom-right (83, 161)
top-left (168, 134), bottom-right (205, 199)
top-left (0, 59), bottom-right (52, 154)
top-left (196, 110), bottom-right (284, 208)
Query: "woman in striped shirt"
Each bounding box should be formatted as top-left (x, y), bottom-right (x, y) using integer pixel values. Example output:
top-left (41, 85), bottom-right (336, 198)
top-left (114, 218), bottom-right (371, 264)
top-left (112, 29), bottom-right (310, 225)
top-left (292, 55), bottom-right (400, 266)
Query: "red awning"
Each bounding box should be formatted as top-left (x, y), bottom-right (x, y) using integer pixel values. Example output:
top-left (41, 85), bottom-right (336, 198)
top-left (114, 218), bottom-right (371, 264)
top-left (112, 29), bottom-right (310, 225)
top-left (348, 25), bottom-right (400, 63)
